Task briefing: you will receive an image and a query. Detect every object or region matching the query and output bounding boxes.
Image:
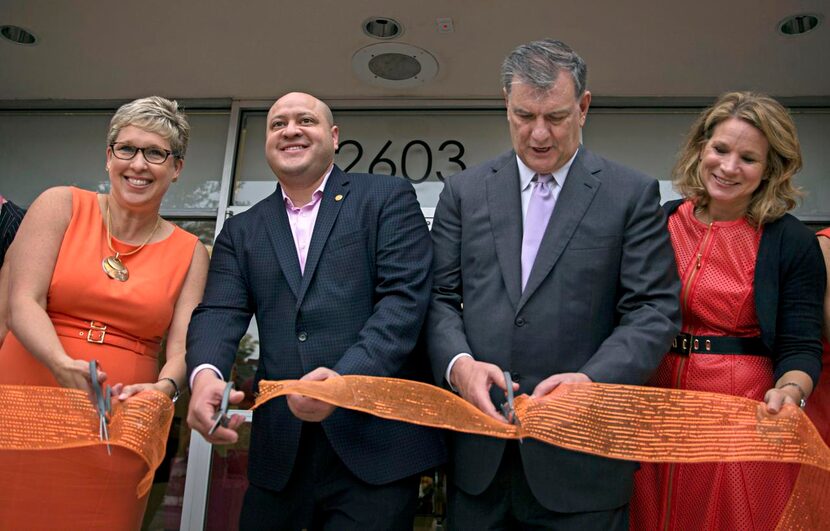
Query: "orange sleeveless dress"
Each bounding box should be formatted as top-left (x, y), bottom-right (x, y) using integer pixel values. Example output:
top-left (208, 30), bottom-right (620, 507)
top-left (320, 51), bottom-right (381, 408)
top-left (0, 187), bottom-right (197, 530)
top-left (0, 186), bottom-right (197, 385)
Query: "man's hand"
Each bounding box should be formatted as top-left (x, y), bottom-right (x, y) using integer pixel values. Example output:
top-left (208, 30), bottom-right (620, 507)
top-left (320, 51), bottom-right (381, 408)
top-left (187, 370), bottom-right (246, 444)
top-left (450, 357), bottom-right (517, 422)
top-left (287, 367), bottom-right (339, 422)
top-left (531, 372), bottom-right (591, 400)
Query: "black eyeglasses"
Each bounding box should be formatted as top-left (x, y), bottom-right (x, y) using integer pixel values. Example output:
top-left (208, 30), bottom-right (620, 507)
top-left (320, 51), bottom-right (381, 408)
top-left (110, 142), bottom-right (178, 164)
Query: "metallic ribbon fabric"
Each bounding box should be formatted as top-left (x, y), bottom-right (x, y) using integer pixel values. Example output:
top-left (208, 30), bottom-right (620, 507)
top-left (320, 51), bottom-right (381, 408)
top-left (0, 385), bottom-right (173, 497)
top-left (255, 375), bottom-right (830, 530)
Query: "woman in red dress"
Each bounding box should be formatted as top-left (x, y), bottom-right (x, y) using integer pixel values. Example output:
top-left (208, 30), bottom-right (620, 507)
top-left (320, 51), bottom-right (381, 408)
top-left (631, 92), bottom-right (825, 531)
top-left (804, 229), bottom-right (830, 444)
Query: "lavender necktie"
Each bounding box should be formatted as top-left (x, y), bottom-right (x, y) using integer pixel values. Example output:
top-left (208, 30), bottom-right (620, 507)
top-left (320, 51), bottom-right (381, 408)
top-left (521, 174), bottom-right (556, 290)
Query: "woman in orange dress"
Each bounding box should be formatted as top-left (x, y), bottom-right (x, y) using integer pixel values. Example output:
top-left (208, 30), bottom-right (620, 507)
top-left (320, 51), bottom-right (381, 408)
top-left (631, 92), bottom-right (825, 531)
top-left (0, 96), bottom-right (209, 529)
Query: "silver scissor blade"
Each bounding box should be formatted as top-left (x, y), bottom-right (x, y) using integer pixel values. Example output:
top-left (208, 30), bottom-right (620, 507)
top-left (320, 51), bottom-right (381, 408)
top-left (99, 415), bottom-right (112, 455)
top-left (208, 382), bottom-right (234, 435)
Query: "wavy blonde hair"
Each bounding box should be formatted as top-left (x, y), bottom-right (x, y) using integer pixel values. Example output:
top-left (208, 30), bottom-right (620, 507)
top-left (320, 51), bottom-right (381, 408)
top-left (673, 91), bottom-right (803, 226)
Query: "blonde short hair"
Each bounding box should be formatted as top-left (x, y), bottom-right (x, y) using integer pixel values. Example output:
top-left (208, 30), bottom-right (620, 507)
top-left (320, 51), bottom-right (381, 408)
top-left (106, 96), bottom-right (190, 158)
top-left (673, 91), bottom-right (803, 226)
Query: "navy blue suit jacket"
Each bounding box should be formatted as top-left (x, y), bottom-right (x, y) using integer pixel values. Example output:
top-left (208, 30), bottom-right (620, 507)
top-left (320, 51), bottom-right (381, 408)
top-left (187, 165), bottom-right (446, 490)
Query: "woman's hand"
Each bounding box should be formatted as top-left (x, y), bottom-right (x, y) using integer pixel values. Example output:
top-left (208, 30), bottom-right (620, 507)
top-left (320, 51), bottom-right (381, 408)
top-left (52, 357), bottom-right (106, 394)
top-left (111, 380), bottom-right (176, 401)
top-left (763, 386), bottom-right (801, 413)
top-left (765, 371), bottom-right (813, 414)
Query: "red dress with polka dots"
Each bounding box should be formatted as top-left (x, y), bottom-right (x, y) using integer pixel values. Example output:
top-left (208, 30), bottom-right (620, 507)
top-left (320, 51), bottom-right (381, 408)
top-left (630, 201), bottom-right (798, 531)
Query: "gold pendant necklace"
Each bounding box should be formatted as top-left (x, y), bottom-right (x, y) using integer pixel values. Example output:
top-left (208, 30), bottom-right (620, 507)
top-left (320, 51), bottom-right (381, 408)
top-left (101, 198), bottom-right (161, 282)
top-left (102, 254), bottom-right (129, 281)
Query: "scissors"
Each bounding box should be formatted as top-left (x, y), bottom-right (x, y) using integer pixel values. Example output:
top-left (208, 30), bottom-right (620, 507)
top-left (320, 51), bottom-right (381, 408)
top-left (89, 360), bottom-right (112, 455)
top-left (499, 371), bottom-right (522, 440)
top-left (208, 381), bottom-right (234, 436)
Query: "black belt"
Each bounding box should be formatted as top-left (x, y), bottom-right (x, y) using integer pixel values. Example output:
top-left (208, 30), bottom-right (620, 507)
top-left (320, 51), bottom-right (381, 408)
top-left (670, 333), bottom-right (769, 356)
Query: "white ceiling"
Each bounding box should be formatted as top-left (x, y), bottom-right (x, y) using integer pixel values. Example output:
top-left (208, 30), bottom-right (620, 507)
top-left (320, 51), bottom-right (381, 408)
top-left (1, 0), bottom-right (828, 106)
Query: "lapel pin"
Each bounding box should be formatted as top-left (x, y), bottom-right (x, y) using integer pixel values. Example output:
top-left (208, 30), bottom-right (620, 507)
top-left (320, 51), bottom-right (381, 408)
top-left (335, 194), bottom-right (343, 202)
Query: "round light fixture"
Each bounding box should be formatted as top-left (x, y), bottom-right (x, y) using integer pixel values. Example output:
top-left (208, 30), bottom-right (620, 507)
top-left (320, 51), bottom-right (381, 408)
top-left (0, 25), bottom-right (37, 46)
top-left (363, 17), bottom-right (403, 40)
top-left (352, 43), bottom-right (438, 88)
top-left (777, 14), bottom-right (821, 36)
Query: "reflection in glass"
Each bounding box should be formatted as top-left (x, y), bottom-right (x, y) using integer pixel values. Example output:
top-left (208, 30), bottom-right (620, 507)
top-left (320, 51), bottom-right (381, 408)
top-left (204, 423), bottom-right (252, 531)
top-left (231, 110), bottom-right (512, 210)
top-left (233, 331), bottom-right (260, 408)
top-left (160, 111), bottom-right (229, 210)
top-left (170, 219), bottom-right (217, 248)
top-left (232, 113), bottom-right (272, 207)
top-left (139, 218), bottom-right (216, 531)
top-left (0, 110), bottom-right (228, 211)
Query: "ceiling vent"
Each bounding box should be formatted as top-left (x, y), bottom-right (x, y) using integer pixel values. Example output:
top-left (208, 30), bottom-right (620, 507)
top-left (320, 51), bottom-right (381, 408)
top-left (363, 17), bottom-right (403, 40)
top-left (777, 14), bottom-right (821, 36)
top-left (0, 25), bottom-right (37, 46)
top-left (352, 43), bottom-right (438, 88)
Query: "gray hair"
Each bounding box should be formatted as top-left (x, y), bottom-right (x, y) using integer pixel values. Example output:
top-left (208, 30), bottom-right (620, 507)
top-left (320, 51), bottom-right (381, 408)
top-left (106, 96), bottom-right (190, 158)
top-left (501, 39), bottom-right (587, 98)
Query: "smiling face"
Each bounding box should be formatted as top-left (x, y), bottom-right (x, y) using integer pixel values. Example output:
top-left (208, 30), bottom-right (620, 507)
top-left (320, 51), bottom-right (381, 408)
top-left (264, 92), bottom-right (339, 185)
top-left (505, 70), bottom-right (590, 175)
top-left (699, 117), bottom-right (769, 220)
top-left (106, 125), bottom-right (182, 211)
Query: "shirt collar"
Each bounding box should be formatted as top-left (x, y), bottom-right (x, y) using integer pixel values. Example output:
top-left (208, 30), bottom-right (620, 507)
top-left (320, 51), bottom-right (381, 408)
top-left (517, 147), bottom-right (580, 191)
top-left (281, 164), bottom-right (333, 209)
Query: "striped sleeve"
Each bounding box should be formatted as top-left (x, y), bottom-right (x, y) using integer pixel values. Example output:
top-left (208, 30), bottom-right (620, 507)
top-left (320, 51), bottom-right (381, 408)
top-left (0, 200), bottom-right (26, 266)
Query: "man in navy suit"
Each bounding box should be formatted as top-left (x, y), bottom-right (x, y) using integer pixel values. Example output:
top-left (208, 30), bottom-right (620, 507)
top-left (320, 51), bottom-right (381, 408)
top-left (426, 40), bottom-right (681, 529)
top-left (186, 92), bottom-right (445, 530)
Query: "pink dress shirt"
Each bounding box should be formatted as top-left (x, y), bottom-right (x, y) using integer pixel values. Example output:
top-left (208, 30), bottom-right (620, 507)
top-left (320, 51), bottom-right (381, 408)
top-left (190, 166), bottom-right (333, 387)
top-left (282, 171), bottom-right (329, 273)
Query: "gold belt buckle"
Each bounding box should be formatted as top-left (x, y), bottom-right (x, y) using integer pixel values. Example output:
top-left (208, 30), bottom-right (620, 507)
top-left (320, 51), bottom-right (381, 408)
top-left (87, 321), bottom-right (107, 344)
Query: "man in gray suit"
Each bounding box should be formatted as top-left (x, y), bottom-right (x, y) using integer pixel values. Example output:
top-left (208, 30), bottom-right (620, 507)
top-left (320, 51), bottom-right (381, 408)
top-left (427, 39), bottom-right (681, 529)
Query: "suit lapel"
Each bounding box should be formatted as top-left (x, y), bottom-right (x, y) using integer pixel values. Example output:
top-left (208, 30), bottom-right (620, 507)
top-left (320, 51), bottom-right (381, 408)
top-left (486, 153), bottom-right (523, 310)
top-left (262, 190), bottom-right (302, 299)
top-left (518, 148), bottom-right (601, 310)
top-left (296, 165), bottom-right (349, 306)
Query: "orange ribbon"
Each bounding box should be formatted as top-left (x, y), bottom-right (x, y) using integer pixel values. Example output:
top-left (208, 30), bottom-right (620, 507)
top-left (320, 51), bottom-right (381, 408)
top-left (255, 376), bottom-right (830, 530)
top-left (0, 385), bottom-right (173, 497)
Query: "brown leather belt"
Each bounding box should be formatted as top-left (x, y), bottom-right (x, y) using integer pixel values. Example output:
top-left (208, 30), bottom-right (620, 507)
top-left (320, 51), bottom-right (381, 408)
top-left (670, 332), bottom-right (769, 356)
top-left (51, 317), bottom-right (161, 358)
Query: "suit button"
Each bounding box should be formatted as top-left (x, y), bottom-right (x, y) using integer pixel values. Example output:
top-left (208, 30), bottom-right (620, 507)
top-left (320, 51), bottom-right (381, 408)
top-left (512, 373), bottom-right (522, 382)
top-left (298, 331), bottom-right (308, 342)
top-left (515, 317), bottom-right (526, 327)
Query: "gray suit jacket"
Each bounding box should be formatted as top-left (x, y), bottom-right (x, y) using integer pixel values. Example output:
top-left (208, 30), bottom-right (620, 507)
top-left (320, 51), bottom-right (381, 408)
top-left (427, 148), bottom-right (681, 512)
